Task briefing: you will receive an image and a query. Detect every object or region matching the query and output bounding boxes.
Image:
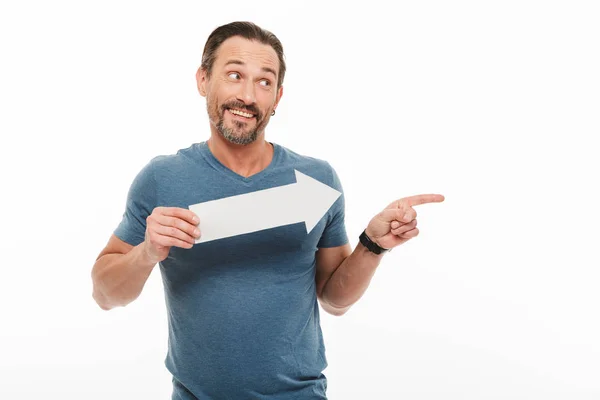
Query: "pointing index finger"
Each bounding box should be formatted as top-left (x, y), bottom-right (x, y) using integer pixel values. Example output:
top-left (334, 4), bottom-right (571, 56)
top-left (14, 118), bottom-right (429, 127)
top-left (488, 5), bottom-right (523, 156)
top-left (403, 194), bottom-right (445, 207)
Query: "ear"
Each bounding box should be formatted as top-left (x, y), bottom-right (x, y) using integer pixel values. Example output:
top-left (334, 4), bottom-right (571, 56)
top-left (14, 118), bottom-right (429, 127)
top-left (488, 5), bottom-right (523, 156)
top-left (196, 67), bottom-right (208, 97)
top-left (274, 85), bottom-right (283, 110)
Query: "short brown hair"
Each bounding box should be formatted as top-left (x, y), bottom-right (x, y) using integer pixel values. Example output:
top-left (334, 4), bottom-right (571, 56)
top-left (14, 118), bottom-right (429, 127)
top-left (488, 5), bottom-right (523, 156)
top-left (201, 21), bottom-right (286, 88)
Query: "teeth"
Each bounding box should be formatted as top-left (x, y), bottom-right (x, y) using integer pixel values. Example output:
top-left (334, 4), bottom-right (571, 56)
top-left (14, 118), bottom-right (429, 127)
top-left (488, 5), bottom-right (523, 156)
top-left (229, 109), bottom-right (253, 118)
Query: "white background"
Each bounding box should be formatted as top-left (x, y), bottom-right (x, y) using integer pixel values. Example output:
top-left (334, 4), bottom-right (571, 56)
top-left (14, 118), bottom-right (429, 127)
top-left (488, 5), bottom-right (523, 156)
top-left (1, 1), bottom-right (599, 399)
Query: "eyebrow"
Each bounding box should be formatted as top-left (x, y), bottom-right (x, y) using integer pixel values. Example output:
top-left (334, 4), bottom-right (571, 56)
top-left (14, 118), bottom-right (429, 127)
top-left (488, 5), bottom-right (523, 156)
top-left (224, 59), bottom-right (277, 78)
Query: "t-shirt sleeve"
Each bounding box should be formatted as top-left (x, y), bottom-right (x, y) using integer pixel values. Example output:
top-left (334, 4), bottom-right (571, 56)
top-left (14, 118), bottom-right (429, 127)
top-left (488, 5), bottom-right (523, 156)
top-left (113, 158), bottom-right (158, 246)
top-left (317, 162), bottom-right (349, 248)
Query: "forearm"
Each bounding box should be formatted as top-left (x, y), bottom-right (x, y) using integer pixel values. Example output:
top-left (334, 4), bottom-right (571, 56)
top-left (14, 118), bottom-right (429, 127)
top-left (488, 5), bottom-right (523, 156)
top-left (92, 244), bottom-right (156, 310)
top-left (321, 241), bottom-right (385, 310)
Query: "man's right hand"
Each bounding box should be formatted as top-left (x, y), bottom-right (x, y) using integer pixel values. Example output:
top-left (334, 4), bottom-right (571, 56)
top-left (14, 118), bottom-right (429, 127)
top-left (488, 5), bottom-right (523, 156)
top-left (142, 206), bottom-right (201, 264)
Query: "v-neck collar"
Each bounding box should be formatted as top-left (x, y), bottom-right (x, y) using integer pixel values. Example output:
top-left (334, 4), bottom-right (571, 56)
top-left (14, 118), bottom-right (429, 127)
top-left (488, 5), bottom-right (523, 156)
top-left (196, 140), bottom-right (281, 186)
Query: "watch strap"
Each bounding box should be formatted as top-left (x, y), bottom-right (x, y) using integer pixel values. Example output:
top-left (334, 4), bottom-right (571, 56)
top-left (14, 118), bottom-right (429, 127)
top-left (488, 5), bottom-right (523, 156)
top-left (359, 229), bottom-right (389, 254)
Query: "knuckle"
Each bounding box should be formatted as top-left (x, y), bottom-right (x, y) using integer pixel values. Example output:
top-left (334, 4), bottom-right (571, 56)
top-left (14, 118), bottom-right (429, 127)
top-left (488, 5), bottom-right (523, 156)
top-left (148, 233), bottom-right (159, 245)
top-left (177, 220), bottom-right (191, 235)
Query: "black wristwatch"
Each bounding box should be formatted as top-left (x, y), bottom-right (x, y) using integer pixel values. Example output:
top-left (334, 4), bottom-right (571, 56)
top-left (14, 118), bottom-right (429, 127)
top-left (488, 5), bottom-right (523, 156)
top-left (359, 229), bottom-right (390, 255)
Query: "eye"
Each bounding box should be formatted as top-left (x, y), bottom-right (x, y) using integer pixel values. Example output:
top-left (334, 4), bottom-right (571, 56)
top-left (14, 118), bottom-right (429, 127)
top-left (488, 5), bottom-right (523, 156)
top-left (228, 72), bottom-right (241, 80)
top-left (259, 79), bottom-right (271, 87)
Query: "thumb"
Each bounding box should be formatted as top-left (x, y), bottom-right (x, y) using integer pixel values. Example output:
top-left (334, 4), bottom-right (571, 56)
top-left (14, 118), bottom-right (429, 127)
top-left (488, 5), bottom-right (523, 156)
top-left (380, 207), bottom-right (414, 223)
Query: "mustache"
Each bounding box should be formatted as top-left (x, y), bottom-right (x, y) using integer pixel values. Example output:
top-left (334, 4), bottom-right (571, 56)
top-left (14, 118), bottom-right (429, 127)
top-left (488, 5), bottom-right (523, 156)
top-left (221, 101), bottom-right (260, 117)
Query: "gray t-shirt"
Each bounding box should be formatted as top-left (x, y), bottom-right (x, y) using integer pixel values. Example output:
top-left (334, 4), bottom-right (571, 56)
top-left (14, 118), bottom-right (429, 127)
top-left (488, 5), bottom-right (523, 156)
top-left (114, 141), bottom-right (349, 399)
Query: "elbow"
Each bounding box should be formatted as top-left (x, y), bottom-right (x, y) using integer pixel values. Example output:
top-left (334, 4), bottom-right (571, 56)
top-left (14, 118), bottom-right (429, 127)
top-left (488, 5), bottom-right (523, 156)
top-left (92, 288), bottom-right (137, 310)
top-left (91, 267), bottom-right (134, 311)
top-left (92, 265), bottom-right (112, 310)
top-left (327, 308), bottom-right (348, 317)
top-left (96, 301), bottom-right (112, 311)
top-left (92, 281), bottom-right (134, 310)
top-left (91, 271), bottom-right (113, 310)
top-left (319, 297), bottom-right (351, 317)
top-left (92, 288), bottom-right (114, 311)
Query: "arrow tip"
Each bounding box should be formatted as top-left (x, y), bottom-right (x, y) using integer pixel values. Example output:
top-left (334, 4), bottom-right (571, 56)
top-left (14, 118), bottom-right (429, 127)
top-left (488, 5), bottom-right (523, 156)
top-left (294, 169), bottom-right (342, 233)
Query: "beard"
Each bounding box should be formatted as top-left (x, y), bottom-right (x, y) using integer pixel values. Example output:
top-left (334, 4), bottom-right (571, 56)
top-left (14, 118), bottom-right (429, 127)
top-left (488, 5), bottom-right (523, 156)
top-left (207, 98), bottom-right (267, 146)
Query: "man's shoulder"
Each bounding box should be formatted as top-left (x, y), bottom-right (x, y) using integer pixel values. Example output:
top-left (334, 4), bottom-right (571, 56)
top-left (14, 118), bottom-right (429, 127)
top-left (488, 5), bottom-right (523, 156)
top-left (275, 143), bottom-right (342, 191)
top-left (147, 143), bottom-right (202, 170)
top-left (276, 142), bottom-right (332, 172)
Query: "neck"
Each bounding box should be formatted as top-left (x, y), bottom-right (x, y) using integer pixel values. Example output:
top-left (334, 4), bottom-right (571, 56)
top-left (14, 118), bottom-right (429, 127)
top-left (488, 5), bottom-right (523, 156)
top-left (206, 133), bottom-right (274, 178)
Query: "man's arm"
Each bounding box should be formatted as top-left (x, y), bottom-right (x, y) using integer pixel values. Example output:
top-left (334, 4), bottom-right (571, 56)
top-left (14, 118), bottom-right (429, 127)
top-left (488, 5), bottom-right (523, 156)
top-left (91, 234), bottom-right (157, 310)
top-left (316, 193), bottom-right (445, 316)
top-left (315, 241), bottom-right (384, 316)
top-left (93, 207), bottom-right (201, 310)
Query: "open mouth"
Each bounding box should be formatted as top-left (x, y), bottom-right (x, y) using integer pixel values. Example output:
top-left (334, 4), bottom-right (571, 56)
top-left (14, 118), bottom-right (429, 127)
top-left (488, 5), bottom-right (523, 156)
top-left (227, 108), bottom-right (255, 119)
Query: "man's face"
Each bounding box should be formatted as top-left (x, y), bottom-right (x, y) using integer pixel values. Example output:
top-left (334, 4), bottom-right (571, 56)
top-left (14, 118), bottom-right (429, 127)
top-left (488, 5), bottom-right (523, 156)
top-left (197, 36), bottom-right (283, 146)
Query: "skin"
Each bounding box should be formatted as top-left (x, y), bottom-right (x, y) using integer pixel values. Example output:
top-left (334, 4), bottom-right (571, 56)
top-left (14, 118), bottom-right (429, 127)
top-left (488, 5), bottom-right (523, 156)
top-left (91, 37), bottom-right (284, 310)
top-left (92, 35), bottom-right (445, 317)
top-left (196, 36), bottom-right (283, 178)
top-left (316, 194), bottom-right (445, 316)
top-left (366, 194), bottom-right (446, 249)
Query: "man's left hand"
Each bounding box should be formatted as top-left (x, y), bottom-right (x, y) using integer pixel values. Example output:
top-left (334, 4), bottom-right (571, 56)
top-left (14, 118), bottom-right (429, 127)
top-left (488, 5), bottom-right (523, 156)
top-left (365, 194), bottom-right (445, 251)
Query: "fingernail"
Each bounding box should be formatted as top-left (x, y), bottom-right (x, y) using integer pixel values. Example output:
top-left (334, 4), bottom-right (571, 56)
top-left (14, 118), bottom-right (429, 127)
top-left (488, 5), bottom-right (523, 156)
top-left (403, 214), bottom-right (412, 222)
top-left (193, 215), bottom-right (199, 223)
top-left (194, 229), bottom-right (201, 236)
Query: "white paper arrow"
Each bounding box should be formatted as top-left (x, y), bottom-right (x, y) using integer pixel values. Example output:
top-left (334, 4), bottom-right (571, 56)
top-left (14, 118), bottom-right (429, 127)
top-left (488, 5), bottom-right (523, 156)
top-left (189, 169), bottom-right (341, 244)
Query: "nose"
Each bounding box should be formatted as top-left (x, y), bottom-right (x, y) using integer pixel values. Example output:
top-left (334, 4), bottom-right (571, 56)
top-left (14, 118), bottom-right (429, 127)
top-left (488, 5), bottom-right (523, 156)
top-left (237, 79), bottom-right (256, 105)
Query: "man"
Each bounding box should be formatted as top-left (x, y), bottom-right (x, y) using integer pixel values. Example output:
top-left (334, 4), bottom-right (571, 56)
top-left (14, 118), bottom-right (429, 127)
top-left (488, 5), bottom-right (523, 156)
top-left (92, 21), bottom-right (444, 399)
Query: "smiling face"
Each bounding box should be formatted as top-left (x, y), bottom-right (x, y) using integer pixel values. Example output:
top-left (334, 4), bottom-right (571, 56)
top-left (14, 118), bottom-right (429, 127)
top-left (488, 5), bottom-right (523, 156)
top-left (197, 36), bottom-right (283, 146)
